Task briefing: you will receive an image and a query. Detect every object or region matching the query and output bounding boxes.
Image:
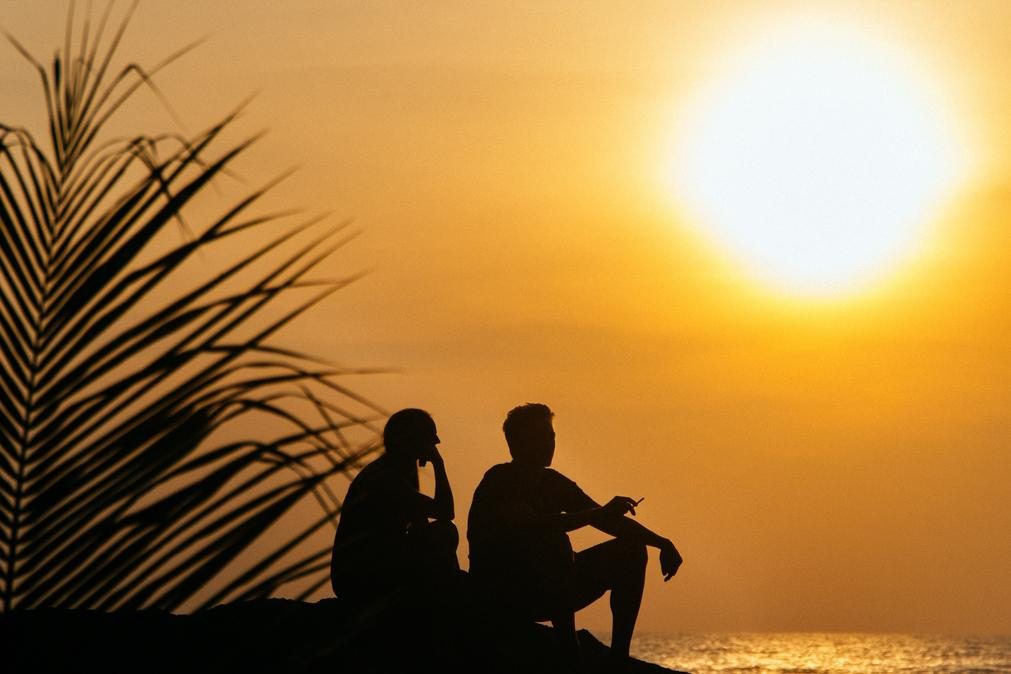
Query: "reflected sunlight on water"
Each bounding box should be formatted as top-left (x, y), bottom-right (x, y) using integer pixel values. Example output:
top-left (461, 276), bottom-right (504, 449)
top-left (620, 633), bottom-right (1011, 674)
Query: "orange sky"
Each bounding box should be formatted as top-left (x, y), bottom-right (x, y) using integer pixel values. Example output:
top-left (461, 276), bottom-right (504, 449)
top-left (4, 1), bottom-right (1010, 633)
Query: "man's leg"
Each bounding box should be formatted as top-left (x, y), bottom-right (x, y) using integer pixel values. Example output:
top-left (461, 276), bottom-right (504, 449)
top-left (605, 540), bottom-right (647, 656)
top-left (568, 538), bottom-right (648, 658)
top-left (549, 610), bottom-right (581, 672)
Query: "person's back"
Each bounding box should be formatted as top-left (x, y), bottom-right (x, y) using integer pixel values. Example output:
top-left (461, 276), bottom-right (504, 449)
top-left (335, 452), bottom-right (419, 541)
top-left (468, 461), bottom-right (590, 606)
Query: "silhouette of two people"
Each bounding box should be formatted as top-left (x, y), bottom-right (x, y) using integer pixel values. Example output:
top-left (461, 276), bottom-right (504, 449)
top-left (330, 408), bottom-right (459, 606)
top-left (330, 403), bottom-right (683, 671)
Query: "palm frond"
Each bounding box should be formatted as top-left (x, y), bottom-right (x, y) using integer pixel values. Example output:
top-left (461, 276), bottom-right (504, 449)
top-left (0, 5), bottom-right (381, 613)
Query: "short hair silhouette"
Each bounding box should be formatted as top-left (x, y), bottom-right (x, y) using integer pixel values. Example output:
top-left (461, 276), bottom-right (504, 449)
top-left (502, 403), bottom-right (553, 461)
top-left (384, 408), bottom-right (435, 457)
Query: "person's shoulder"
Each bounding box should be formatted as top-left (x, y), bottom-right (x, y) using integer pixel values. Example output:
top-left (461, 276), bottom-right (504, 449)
top-left (473, 462), bottom-right (524, 496)
top-left (352, 454), bottom-right (413, 489)
top-left (352, 455), bottom-right (385, 481)
top-left (543, 467), bottom-right (577, 484)
top-left (542, 467), bottom-right (584, 493)
top-left (478, 462), bottom-right (513, 482)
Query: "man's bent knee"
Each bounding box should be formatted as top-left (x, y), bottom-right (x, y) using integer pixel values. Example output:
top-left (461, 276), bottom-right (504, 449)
top-left (614, 538), bottom-right (648, 571)
top-left (422, 519), bottom-right (459, 552)
top-left (409, 520), bottom-right (460, 565)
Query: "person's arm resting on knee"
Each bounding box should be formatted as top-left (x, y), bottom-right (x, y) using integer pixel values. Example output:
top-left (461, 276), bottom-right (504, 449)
top-left (588, 496), bottom-right (683, 581)
top-left (533, 485), bottom-right (683, 581)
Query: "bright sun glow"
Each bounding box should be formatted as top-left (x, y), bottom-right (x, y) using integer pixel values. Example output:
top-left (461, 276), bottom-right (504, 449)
top-left (670, 18), bottom-right (971, 297)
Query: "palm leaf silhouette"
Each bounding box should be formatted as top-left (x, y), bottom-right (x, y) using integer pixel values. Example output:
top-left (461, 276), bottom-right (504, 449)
top-left (0, 4), bottom-right (382, 613)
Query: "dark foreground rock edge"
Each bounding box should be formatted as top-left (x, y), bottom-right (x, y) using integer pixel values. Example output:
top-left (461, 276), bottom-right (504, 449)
top-left (3, 596), bottom-right (688, 674)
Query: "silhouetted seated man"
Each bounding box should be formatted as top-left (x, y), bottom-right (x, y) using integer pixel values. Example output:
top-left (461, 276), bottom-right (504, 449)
top-left (331, 408), bottom-right (459, 607)
top-left (468, 403), bottom-right (683, 670)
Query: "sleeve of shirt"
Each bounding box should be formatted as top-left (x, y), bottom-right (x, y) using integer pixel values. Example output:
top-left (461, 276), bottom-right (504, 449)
top-left (544, 469), bottom-right (596, 512)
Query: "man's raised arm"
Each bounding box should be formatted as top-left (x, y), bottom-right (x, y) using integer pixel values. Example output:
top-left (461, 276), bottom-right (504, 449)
top-left (423, 446), bottom-right (454, 520)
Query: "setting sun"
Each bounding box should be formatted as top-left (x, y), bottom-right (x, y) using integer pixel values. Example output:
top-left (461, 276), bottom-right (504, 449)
top-left (670, 18), bottom-right (972, 297)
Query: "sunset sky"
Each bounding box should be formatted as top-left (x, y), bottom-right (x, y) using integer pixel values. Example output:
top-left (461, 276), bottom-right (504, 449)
top-left (3, 1), bottom-right (1010, 634)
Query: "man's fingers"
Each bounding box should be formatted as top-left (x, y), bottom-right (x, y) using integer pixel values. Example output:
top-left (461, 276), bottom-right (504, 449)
top-left (608, 497), bottom-right (636, 513)
top-left (616, 497), bottom-right (638, 516)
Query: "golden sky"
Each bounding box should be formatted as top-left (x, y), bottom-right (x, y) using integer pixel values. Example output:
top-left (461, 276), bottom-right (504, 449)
top-left (4, 1), bottom-right (1010, 633)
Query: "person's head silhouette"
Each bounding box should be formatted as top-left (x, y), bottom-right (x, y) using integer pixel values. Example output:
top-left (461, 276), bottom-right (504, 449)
top-left (384, 408), bottom-right (439, 462)
top-left (503, 403), bottom-right (555, 467)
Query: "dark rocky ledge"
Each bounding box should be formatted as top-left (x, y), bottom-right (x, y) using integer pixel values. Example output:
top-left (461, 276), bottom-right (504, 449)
top-left (3, 593), bottom-right (687, 674)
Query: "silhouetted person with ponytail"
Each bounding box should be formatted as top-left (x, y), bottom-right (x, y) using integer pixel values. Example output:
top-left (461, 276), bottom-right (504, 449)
top-left (468, 403), bottom-right (683, 672)
top-left (331, 409), bottom-right (459, 606)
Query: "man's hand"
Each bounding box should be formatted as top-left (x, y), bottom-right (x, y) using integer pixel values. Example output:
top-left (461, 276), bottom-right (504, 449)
top-left (417, 444), bottom-right (443, 468)
top-left (599, 496), bottom-right (640, 520)
top-left (659, 540), bottom-right (683, 581)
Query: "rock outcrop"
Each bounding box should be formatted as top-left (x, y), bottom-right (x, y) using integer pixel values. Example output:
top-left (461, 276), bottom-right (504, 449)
top-left (4, 593), bottom-right (686, 673)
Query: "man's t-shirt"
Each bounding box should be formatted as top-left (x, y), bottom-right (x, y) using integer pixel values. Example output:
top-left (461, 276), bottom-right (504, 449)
top-left (467, 462), bottom-right (595, 586)
top-left (334, 454), bottom-right (421, 543)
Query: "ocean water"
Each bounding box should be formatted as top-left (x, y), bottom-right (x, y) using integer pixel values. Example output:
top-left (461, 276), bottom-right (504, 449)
top-left (621, 633), bottom-right (1011, 674)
